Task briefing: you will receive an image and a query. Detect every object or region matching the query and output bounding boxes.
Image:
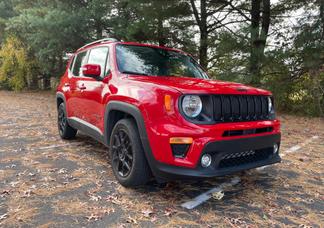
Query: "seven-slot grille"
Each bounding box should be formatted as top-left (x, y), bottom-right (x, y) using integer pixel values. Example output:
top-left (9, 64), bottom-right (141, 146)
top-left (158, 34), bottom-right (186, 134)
top-left (213, 95), bottom-right (270, 122)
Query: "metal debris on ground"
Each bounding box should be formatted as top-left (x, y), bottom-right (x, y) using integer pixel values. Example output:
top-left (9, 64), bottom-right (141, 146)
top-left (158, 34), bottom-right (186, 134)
top-left (181, 176), bottom-right (240, 209)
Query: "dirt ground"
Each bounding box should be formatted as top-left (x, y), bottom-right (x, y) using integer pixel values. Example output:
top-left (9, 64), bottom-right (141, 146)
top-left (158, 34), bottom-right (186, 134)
top-left (0, 91), bottom-right (323, 228)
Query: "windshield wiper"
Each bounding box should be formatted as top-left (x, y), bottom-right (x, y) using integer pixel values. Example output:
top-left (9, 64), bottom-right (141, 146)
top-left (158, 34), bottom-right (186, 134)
top-left (121, 70), bottom-right (148, 76)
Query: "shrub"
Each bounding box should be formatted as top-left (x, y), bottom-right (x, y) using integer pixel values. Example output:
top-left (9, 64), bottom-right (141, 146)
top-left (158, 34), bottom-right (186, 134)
top-left (0, 36), bottom-right (37, 91)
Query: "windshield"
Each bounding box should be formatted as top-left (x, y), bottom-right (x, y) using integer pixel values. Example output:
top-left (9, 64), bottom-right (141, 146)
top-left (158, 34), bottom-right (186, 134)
top-left (116, 44), bottom-right (209, 79)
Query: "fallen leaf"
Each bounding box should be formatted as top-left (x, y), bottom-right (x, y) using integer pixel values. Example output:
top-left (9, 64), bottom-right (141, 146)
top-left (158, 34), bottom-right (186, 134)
top-left (10, 164), bottom-right (16, 168)
top-left (0, 213), bottom-right (8, 221)
top-left (142, 208), bottom-right (153, 217)
top-left (48, 168), bottom-right (58, 173)
top-left (58, 168), bottom-right (67, 174)
top-left (22, 189), bottom-right (34, 198)
top-left (150, 216), bottom-right (158, 222)
top-left (86, 214), bottom-right (101, 221)
top-left (103, 208), bottom-right (115, 214)
top-left (105, 195), bottom-right (122, 205)
top-left (0, 190), bottom-right (10, 197)
top-left (298, 225), bottom-right (312, 228)
top-left (126, 216), bottom-right (137, 224)
top-left (43, 176), bottom-right (56, 182)
top-left (10, 181), bottom-right (20, 187)
top-left (90, 195), bottom-right (102, 202)
top-left (164, 207), bottom-right (177, 217)
top-left (16, 170), bottom-right (27, 176)
top-left (226, 217), bottom-right (246, 226)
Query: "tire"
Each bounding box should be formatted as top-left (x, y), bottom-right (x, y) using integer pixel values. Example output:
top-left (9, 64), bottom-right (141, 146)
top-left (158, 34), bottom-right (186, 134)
top-left (57, 103), bottom-right (77, 140)
top-left (110, 118), bottom-right (151, 187)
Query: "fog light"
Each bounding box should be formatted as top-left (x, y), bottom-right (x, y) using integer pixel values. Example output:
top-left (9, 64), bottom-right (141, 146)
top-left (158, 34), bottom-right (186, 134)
top-left (273, 144), bottom-right (279, 154)
top-left (201, 154), bottom-right (212, 168)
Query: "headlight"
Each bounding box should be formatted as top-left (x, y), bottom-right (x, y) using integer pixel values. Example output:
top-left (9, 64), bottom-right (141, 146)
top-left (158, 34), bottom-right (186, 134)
top-left (182, 95), bottom-right (202, 118)
top-left (268, 97), bottom-right (273, 113)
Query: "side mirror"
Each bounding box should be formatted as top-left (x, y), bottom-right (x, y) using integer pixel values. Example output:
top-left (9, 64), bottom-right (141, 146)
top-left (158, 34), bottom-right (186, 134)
top-left (82, 64), bottom-right (101, 78)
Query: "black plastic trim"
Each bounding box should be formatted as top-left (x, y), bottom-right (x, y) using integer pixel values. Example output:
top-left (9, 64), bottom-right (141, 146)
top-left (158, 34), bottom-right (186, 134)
top-left (56, 92), bottom-right (67, 109)
top-left (222, 127), bottom-right (273, 137)
top-left (150, 134), bottom-right (281, 180)
top-left (67, 117), bottom-right (105, 144)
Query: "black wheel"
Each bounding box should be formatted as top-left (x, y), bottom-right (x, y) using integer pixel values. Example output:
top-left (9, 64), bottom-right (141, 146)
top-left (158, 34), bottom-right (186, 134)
top-left (58, 103), bottom-right (77, 139)
top-left (110, 118), bottom-right (151, 187)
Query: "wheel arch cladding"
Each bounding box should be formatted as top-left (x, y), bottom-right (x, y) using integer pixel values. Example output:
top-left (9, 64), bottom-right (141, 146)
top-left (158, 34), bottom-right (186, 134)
top-left (56, 92), bottom-right (66, 109)
top-left (104, 101), bottom-right (147, 145)
top-left (104, 101), bottom-right (157, 169)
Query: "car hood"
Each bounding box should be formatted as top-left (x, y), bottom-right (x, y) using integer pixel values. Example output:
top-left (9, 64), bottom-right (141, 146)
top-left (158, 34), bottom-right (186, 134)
top-left (126, 75), bottom-right (271, 96)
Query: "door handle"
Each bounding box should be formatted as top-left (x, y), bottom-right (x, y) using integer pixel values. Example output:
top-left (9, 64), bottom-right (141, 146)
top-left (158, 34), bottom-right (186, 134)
top-left (78, 84), bottom-right (86, 90)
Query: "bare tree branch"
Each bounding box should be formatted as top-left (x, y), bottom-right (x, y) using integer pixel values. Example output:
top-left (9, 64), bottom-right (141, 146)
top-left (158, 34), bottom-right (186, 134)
top-left (227, 1), bottom-right (251, 21)
top-left (190, 0), bottom-right (201, 28)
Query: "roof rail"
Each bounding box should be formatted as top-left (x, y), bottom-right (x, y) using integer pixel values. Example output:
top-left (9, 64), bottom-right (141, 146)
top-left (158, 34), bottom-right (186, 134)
top-left (79, 38), bottom-right (119, 50)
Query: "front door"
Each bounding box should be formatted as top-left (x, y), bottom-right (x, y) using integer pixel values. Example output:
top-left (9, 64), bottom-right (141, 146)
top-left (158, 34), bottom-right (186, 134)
top-left (77, 46), bottom-right (110, 132)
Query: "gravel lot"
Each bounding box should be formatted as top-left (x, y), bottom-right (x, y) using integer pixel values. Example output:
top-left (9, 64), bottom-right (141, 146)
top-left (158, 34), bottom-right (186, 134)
top-left (0, 91), bottom-right (323, 227)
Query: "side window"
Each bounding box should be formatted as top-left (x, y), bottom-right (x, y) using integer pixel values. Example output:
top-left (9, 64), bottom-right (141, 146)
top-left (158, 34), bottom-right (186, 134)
top-left (68, 56), bottom-right (75, 71)
top-left (72, 51), bottom-right (87, 76)
top-left (105, 52), bottom-right (111, 75)
top-left (88, 47), bottom-right (109, 77)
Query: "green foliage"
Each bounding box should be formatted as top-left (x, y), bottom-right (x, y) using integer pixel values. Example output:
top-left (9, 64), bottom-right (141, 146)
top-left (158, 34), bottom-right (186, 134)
top-left (0, 0), bottom-right (15, 42)
top-left (264, 69), bottom-right (324, 116)
top-left (7, 6), bottom-right (89, 76)
top-left (208, 30), bottom-right (250, 82)
top-left (110, 0), bottom-right (192, 46)
top-left (0, 36), bottom-right (37, 90)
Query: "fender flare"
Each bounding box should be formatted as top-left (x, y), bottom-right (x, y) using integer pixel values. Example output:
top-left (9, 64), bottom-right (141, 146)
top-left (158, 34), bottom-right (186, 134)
top-left (56, 92), bottom-right (66, 109)
top-left (104, 101), bottom-right (157, 171)
top-left (104, 101), bottom-right (148, 145)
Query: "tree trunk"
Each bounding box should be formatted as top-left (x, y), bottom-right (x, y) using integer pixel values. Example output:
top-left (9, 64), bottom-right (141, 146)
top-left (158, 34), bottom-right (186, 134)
top-left (316, 0), bottom-right (323, 116)
top-left (42, 58), bottom-right (56, 90)
top-left (320, 0), bottom-right (324, 41)
top-left (58, 53), bottom-right (64, 75)
top-left (26, 74), bottom-right (38, 90)
top-left (190, 0), bottom-right (208, 69)
top-left (250, 0), bottom-right (261, 84)
top-left (199, 0), bottom-right (208, 69)
top-left (39, 75), bottom-right (51, 90)
top-left (95, 20), bottom-right (102, 39)
top-left (157, 17), bottom-right (166, 46)
top-left (249, 0), bottom-right (270, 85)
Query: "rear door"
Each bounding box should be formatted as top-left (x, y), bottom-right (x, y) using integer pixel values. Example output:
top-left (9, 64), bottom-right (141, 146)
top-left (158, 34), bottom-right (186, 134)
top-left (67, 50), bottom-right (88, 119)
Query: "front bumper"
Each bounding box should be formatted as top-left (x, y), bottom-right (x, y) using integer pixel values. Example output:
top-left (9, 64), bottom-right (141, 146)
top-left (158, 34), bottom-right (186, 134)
top-left (149, 134), bottom-right (281, 180)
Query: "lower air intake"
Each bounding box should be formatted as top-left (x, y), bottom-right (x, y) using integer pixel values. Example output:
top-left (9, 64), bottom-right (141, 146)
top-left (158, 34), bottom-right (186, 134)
top-left (218, 147), bottom-right (273, 169)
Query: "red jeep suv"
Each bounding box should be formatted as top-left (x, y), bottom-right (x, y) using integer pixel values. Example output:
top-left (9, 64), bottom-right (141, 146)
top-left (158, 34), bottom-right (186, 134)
top-left (56, 38), bottom-right (281, 187)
